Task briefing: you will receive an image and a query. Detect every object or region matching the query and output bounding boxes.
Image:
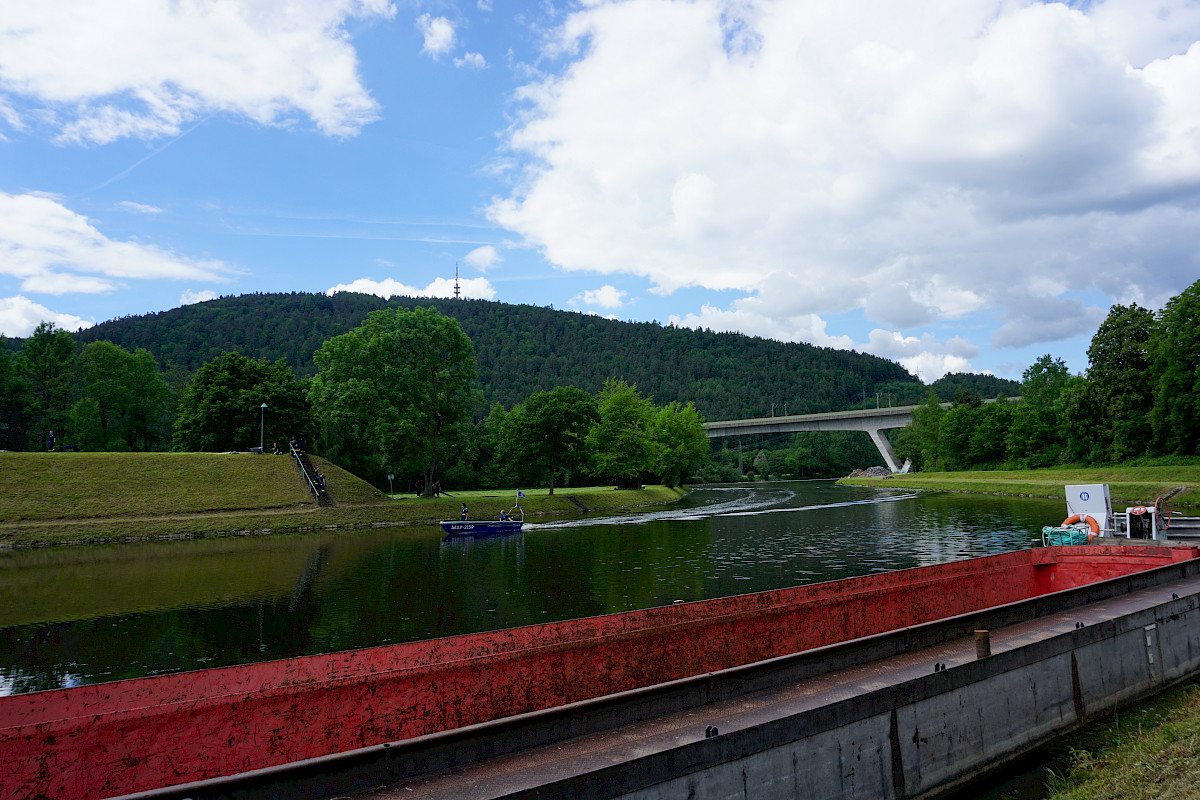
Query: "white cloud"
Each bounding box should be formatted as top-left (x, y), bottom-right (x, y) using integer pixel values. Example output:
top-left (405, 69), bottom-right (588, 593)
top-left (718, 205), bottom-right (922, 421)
top-left (455, 52), bottom-right (488, 69)
top-left (326, 276), bottom-right (496, 300)
top-left (571, 285), bottom-right (627, 309)
top-left (861, 330), bottom-right (976, 382)
top-left (0, 0), bottom-right (395, 143)
top-left (417, 14), bottom-right (456, 58)
top-left (669, 304), bottom-right (855, 351)
top-left (0, 192), bottom-right (233, 295)
top-left (463, 245), bottom-right (501, 271)
top-left (180, 289), bottom-right (218, 305)
top-left (491, 0), bottom-right (1200, 357)
top-left (0, 295), bottom-right (93, 337)
top-left (118, 201), bottom-right (163, 214)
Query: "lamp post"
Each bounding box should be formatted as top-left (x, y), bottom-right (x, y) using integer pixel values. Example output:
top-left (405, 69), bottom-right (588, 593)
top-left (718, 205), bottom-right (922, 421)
top-left (260, 403), bottom-right (268, 453)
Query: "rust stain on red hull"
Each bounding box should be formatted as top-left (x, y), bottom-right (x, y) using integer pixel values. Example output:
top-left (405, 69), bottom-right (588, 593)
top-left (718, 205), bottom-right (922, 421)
top-left (1, 545), bottom-right (1193, 799)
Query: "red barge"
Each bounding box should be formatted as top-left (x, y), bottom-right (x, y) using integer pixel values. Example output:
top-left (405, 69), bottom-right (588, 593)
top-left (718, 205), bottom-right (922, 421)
top-left (1, 544), bottom-right (1197, 799)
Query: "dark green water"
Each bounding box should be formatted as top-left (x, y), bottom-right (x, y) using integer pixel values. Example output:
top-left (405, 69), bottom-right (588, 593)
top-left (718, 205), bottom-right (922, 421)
top-left (0, 481), bottom-right (1061, 695)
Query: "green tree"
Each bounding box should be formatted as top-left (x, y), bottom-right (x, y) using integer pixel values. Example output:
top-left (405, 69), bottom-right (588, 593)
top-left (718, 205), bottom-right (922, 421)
top-left (587, 378), bottom-right (655, 488)
top-left (72, 342), bottom-right (172, 451)
top-left (1150, 279), bottom-right (1200, 455)
top-left (908, 393), bottom-right (946, 470)
top-left (651, 401), bottom-right (708, 487)
top-left (0, 341), bottom-right (31, 451)
top-left (967, 397), bottom-right (1013, 467)
top-left (173, 352), bottom-right (311, 452)
top-left (1056, 375), bottom-right (1104, 464)
top-left (309, 307), bottom-right (477, 493)
top-left (19, 322), bottom-right (76, 450)
top-left (1020, 355), bottom-right (1071, 410)
top-left (1087, 303), bottom-right (1156, 460)
top-left (498, 386), bottom-right (598, 494)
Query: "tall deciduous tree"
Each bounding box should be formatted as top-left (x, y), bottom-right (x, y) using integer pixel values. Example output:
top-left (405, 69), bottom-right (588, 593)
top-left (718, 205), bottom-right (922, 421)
top-left (72, 342), bottom-right (173, 451)
top-left (0, 341), bottom-right (31, 451)
top-left (309, 307), bottom-right (477, 493)
top-left (498, 386), bottom-right (598, 494)
top-left (587, 378), bottom-right (655, 488)
top-left (173, 352), bottom-right (311, 452)
top-left (1150, 279), bottom-right (1200, 455)
top-left (651, 401), bottom-right (708, 487)
top-left (1087, 303), bottom-right (1156, 460)
top-left (19, 322), bottom-right (76, 450)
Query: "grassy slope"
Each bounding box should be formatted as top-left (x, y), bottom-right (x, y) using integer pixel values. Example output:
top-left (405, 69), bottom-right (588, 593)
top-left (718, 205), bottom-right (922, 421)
top-left (838, 466), bottom-right (1200, 513)
top-left (0, 452), bottom-right (685, 546)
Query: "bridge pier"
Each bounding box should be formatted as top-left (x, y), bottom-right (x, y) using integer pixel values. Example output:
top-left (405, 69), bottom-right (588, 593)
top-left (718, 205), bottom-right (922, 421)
top-left (866, 425), bottom-right (902, 474)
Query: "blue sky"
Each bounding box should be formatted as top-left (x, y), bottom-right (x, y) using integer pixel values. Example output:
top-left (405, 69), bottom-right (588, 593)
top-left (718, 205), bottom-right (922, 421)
top-left (3, 0), bottom-right (1200, 383)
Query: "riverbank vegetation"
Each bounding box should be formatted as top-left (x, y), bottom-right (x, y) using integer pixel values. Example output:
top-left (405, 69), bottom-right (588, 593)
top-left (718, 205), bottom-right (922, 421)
top-left (1039, 681), bottom-right (1200, 800)
top-left (839, 464), bottom-right (1200, 513)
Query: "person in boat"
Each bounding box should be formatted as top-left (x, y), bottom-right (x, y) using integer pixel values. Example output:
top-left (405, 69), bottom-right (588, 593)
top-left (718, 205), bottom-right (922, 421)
top-left (459, 503), bottom-right (468, 521)
top-left (499, 509), bottom-right (509, 521)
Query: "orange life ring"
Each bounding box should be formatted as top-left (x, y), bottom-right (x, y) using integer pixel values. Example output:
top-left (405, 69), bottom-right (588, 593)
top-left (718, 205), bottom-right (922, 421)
top-left (1062, 514), bottom-right (1100, 535)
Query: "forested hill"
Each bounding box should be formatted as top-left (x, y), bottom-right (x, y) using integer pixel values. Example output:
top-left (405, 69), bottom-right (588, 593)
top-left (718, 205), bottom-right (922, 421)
top-left (72, 292), bottom-right (1015, 420)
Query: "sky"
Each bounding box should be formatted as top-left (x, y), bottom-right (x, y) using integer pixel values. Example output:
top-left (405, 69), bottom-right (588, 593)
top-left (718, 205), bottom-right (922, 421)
top-left (2, 0), bottom-right (1200, 384)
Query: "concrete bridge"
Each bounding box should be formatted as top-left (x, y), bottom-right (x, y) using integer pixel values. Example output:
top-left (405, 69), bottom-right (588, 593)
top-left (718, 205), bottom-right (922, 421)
top-left (705, 405), bottom-right (920, 473)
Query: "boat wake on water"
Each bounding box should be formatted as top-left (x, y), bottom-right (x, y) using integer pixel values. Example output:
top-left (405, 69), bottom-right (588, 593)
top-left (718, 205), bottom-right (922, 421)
top-left (714, 493), bottom-right (921, 517)
top-left (523, 489), bottom-right (919, 530)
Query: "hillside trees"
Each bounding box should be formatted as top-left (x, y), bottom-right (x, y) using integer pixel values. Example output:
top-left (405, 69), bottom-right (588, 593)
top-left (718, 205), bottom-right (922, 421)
top-left (173, 352), bottom-right (311, 452)
top-left (309, 307), bottom-right (477, 494)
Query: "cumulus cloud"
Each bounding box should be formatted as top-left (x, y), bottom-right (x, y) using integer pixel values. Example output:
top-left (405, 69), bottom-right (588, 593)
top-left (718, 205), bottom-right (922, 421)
top-left (0, 295), bottom-right (93, 337)
top-left (326, 276), bottom-right (496, 300)
top-left (571, 285), bottom-right (627, 309)
top-left (0, 0), bottom-right (394, 142)
top-left (491, 0), bottom-right (1200, 363)
top-left (180, 289), bottom-right (218, 305)
top-left (455, 52), bottom-right (488, 69)
top-left (417, 14), bottom-right (456, 58)
top-left (0, 192), bottom-right (233, 295)
top-left (463, 245), bottom-right (501, 271)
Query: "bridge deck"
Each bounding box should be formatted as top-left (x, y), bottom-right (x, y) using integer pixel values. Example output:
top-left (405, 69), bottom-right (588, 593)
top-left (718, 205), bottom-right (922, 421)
top-left (357, 572), bottom-right (1200, 799)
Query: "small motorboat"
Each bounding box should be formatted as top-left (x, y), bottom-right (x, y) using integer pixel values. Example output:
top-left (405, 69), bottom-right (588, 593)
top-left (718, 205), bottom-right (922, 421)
top-left (440, 492), bottom-right (524, 536)
top-left (439, 518), bottom-right (523, 536)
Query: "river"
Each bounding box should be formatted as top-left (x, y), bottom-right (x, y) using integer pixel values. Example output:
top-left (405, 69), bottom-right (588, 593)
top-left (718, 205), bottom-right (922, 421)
top-left (0, 481), bottom-right (1062, 696)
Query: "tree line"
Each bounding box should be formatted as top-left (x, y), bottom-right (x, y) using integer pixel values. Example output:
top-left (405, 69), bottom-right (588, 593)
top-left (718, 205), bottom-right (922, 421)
top-left (892, 279), bottom-right (1200, 471)
top-left (170, 307), bottom-right (709, 493)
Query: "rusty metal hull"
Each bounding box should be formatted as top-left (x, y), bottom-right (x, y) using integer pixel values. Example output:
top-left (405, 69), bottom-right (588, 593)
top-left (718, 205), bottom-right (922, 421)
top-left (1, 545), bottom-right (1194, 799)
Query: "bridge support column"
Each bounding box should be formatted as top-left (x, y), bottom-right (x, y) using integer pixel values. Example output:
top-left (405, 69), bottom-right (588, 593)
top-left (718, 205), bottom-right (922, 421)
top-left (866, 426), bottom-right (903, 474)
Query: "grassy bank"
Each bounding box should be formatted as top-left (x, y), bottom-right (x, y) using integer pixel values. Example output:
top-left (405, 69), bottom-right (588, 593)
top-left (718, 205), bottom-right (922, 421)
top-left (1043, 680), bottom-right (1200, 800)
top-left (838, 465), bottom-right (1200, 513)
top-left (0, 452), bottom-right (687, 547)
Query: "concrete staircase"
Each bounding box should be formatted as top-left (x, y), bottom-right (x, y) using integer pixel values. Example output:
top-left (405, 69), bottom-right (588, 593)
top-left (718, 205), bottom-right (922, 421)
top-left (292, 448), bottom-right (332, 507)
